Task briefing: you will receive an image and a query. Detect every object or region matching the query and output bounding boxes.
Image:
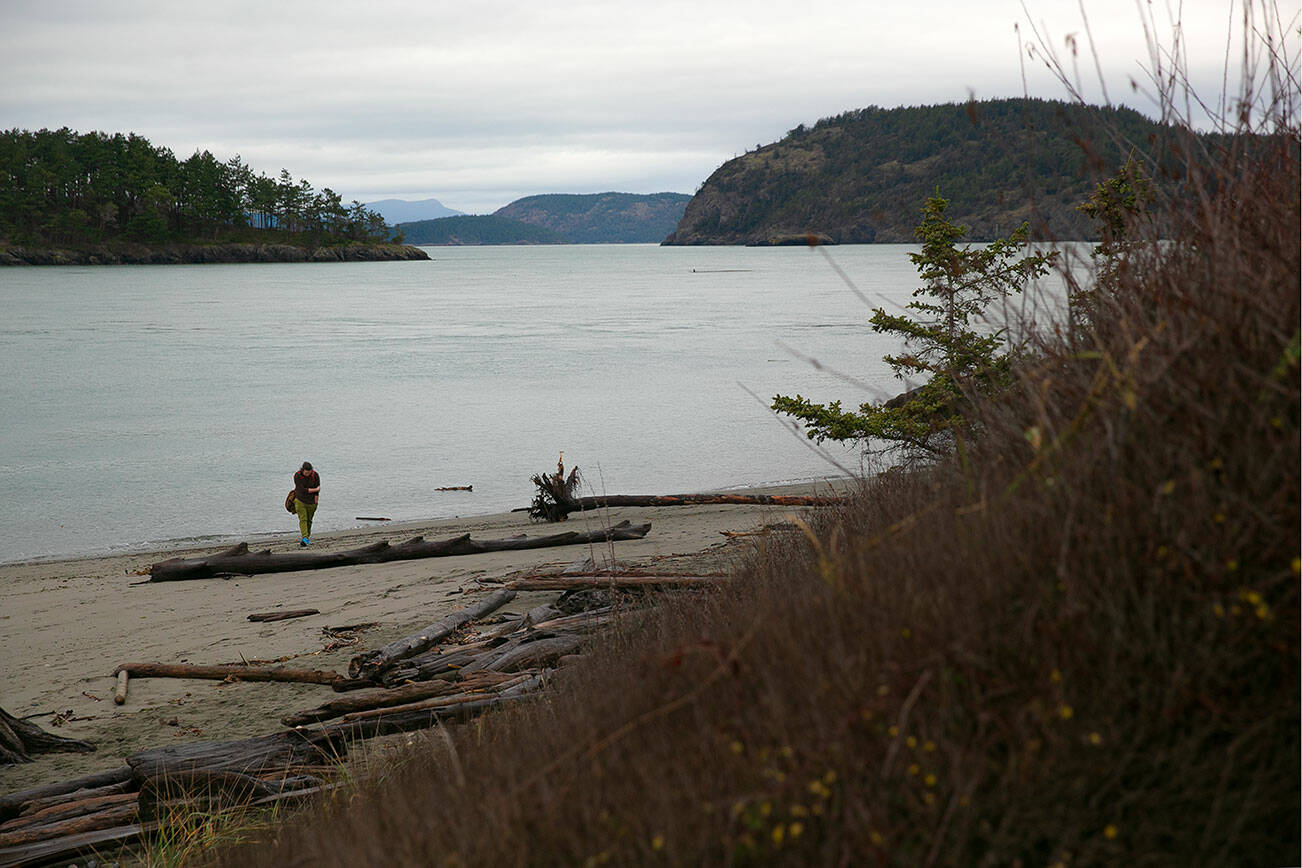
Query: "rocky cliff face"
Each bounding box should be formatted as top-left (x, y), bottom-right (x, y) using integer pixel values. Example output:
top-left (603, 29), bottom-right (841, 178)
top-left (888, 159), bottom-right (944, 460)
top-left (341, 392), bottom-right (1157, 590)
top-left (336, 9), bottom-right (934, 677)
top-left (663, 99), bottom-right (1173, 245)
top-left (664, 136), bottom-right (876, 246)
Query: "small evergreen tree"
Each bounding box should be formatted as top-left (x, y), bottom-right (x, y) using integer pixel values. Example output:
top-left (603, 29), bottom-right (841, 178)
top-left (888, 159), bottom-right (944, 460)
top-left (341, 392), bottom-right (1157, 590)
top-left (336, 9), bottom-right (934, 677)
top-left (1078, 153), bottom-right (1151, 260)
top-left (1075, 155), bottom-right (1153, 317)
top-left (772, 193), bottom-right (1055, 456)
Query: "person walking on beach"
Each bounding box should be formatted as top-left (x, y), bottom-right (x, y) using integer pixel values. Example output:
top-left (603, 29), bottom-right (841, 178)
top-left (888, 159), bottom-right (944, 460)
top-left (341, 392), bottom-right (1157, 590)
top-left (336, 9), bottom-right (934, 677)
top-left (293, 461), bottom-right (321, 546)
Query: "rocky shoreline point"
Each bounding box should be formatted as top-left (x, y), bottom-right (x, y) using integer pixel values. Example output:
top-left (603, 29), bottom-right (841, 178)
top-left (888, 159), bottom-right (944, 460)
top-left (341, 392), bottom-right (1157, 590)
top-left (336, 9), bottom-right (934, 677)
top-left (0, 242), bottom-right (430, 266)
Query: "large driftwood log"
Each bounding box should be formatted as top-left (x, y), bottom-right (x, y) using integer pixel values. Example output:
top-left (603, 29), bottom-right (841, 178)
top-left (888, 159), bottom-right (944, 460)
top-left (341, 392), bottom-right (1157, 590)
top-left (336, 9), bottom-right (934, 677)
top-left (483, 636), bottom-right (583, 672)
top-left (332, 686), bottom-right (528, 724)
top-left (125, 729), bottom-right (345, 779)
top-left (149, 520), bottom-right (652, 581)
top-left (0, 802), bottom-right (141, 850)
top-left (320, 694), bottom-right (529, 742)
top-left (0, 707), bottom-right (96, 765)
top-left (114, 662), bottom-right (343, 687)
top-left (282, 671), bottom-right (515, 727)
top-left (508, 575), bottom-right (724, 591)
top-left (535, 492), bottom-right (839, 521)
top-left (135, 770), bottom-right (294, 819)
top-left (0, 768), bottom-right (132, 821)
top-left (15, 781), bottom-right (132, 818)
top-left (0, 821), bottom-right (160, 868)
top-left (0, 792), bottom-right (137, 833)
top-left (348, 587), bottom-right (516, 680)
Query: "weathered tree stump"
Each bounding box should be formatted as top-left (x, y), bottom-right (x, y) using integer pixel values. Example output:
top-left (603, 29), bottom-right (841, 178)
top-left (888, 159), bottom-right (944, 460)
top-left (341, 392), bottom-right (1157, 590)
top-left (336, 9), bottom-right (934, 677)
top-left (0, 707), bottom-right (96, 765)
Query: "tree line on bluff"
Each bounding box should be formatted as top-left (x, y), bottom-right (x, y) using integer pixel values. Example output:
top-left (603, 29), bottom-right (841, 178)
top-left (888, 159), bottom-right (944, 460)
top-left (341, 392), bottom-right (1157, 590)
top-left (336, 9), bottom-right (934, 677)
top-left (662, 98), bottom-right (1193, 245)
top-left (0, 128), bottom-right (391, 249)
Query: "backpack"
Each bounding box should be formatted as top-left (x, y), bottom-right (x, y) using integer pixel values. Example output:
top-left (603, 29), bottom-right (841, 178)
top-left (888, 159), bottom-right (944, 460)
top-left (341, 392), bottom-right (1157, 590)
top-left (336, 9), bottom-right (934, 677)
top-left (285, 490), bottom-right (297, 513)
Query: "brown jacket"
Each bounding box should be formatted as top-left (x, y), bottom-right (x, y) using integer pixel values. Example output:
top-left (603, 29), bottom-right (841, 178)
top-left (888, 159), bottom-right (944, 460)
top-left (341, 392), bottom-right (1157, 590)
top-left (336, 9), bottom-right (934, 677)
top-left (293, 469), bottom-right (320, 504)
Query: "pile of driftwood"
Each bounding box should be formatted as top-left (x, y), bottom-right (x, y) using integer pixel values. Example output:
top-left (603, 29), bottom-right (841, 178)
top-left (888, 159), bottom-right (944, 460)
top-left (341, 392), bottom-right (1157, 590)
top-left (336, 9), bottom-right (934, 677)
top-left (0, 572), bottom-right (723, 867)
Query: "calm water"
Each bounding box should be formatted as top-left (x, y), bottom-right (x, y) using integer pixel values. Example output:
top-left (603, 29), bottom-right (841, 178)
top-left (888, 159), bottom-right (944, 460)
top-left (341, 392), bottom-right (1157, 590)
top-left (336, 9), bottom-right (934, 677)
top-left (0, 244), bottom-right (1068, 564)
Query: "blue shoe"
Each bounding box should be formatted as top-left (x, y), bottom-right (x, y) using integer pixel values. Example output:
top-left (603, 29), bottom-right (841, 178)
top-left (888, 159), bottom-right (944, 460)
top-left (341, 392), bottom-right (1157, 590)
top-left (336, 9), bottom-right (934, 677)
top-left (300, 538), bottom-right (309, 547)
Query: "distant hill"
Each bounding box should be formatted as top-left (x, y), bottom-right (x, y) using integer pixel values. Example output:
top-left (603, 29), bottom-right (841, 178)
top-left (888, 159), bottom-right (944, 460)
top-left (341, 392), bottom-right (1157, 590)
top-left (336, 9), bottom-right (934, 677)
top-left (663, 98), bottom-right (1179, 245)
top-left (366, 198), bottom-right (464, 224)
top-left (398, 214), bottom-right (562, 245)
top-left (494, 192), bottom-right (691, 243)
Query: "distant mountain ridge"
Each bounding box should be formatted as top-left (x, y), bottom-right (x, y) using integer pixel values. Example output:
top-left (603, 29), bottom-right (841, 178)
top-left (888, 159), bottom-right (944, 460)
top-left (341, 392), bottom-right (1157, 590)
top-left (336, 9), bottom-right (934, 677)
top-left (494, 192), bottom-right (690, 243)
top-left (663, 98), bottom-right (1178, 245)
top-left (396, 214), bottom-right (561, 246)
top-left (398, 192), bottom-right (691, 245)
top-left (365, 198), bottom-right (464, 224)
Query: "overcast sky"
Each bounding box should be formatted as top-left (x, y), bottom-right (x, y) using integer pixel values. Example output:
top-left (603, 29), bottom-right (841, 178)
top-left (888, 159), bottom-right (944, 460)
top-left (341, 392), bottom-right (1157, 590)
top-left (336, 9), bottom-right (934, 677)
top-left (1, 1), bottom-right (1282, 213)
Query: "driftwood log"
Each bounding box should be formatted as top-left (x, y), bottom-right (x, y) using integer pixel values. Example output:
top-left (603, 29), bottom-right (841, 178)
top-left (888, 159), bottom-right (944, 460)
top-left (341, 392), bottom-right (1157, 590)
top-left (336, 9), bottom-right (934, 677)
top-left (1, 792), bottom-right (138, 833)
top-left (0, 802), bottom-right (142, 850)
top-left (329, 678), bottom-right (540, 725)
top-left (148, 520), bottom-right (652, 581)
top-left (0, 707), bottom-right (96, 765)
top-left (247, 609), bottom-right (320, 622)
top-left (319, 694), bottom-right (529, 742)
top-left (0, 822), bottom-right (162, 868)
top-left (114, 662), bottom-right (343, 687)
top-left (475, 635), bottom-right (584, 673)
top-left (508, 575), bottom-right (724, 591)
top-left (125, 729), bottom-right (345, 780)
top-left (534, 492), bottom-right (838, 521)
top-left (282, 670), bottom-right (516, 727)
top-left (348, 587), bottom-right (516, 680)
top-left (0, 769), bottom-right (133, 821)
top-left (11, 781), bottom-right (132, 818)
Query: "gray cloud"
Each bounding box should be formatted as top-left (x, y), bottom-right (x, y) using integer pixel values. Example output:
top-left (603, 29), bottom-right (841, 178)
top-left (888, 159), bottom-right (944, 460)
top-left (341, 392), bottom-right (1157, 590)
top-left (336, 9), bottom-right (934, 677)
top-left (1, 0), bottom-right (1252, 213)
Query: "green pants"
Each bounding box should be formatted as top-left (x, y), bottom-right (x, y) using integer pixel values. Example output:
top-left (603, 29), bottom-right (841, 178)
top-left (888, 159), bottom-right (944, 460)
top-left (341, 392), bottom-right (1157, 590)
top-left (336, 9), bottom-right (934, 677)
top-left (295, 499), bottom-right (318, 539)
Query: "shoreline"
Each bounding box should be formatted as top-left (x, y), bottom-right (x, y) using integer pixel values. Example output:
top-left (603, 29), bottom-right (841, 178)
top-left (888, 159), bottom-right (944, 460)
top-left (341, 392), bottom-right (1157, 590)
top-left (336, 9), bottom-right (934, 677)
top-left (0, 475), bottom-right (846, 569)
top-left (0, 479), bottom-right (850, 795)
top-left (0, 241), bottom-right (430, 267)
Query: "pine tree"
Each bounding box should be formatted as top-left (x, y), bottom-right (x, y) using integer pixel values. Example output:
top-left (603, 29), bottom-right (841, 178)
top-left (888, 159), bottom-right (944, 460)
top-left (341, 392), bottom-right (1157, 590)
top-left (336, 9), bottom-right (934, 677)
top-left (772, 193), bottom-right (1055, 456)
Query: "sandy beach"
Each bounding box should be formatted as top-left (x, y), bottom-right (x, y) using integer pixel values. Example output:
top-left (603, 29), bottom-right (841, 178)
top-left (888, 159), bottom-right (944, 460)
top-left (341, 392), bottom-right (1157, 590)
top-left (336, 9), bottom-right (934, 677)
top-left (0, 481), bottom-right (846, 795)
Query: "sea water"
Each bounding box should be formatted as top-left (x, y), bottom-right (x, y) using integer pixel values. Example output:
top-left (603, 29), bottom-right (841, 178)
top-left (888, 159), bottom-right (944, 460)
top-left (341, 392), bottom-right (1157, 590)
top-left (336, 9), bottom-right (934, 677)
top-left (0, 243), bottom-right (1069, 563)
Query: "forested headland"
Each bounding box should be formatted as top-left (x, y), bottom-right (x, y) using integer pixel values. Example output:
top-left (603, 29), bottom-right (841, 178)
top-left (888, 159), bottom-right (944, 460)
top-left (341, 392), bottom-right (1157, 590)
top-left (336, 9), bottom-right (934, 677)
top-left (0, 128), bottom-right (427, 265)
top-left (663, 98), bottom-right (1185, 245)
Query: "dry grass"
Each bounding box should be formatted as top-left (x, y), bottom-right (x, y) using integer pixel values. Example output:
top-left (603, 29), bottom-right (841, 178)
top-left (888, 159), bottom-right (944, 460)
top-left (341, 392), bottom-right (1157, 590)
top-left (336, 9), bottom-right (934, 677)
top-left (203, 28), bottom-right (1298, 868)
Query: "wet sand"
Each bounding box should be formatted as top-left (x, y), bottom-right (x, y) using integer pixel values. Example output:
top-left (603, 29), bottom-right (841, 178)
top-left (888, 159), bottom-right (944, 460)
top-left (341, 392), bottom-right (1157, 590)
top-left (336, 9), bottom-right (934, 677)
top-left (0, 481), bottom-right (847, 794)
